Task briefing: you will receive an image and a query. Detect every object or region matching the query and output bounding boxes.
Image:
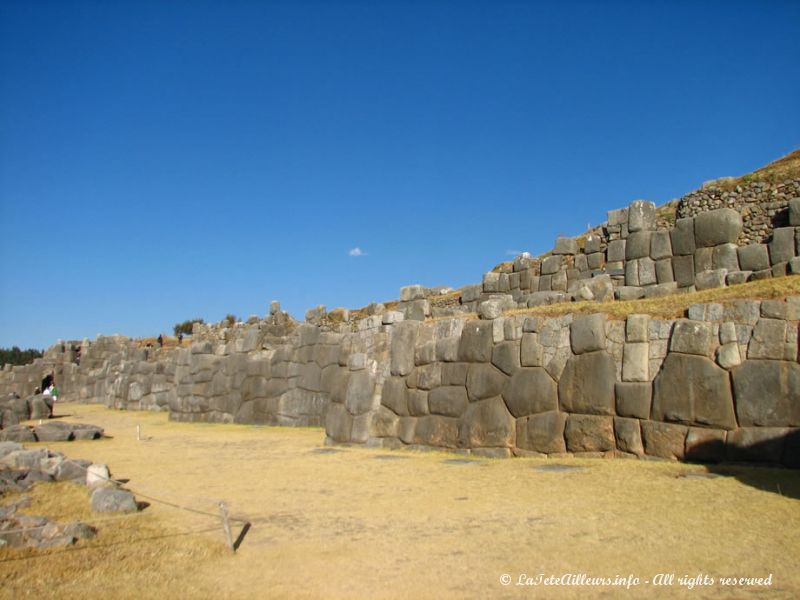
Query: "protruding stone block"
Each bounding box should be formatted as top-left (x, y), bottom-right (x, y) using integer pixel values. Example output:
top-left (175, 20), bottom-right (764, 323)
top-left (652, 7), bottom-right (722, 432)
top-left (626, 231), bottom-right (652, 260)
top-left (726, 427), bottom-right (790, 463)
top-left (615, 382), bottom-right (651, 420)
top-left (626, 314), bottom-right (649, 342)
top-left (614, 417), bottom-right (644, 455)
top-left (627, 200), bottom-right (656, 232)
top-left (769, 227), bottom-right (797, 265)
top-left (670, 319), bottom-right (714, 356)
top-left (458, 321), bottom-right (493, 363)
top-left (466, 363), bottom-right (506, 401)
top-left (672, 255), bottom-right (695, 287)
top-left (607, 240), bottom-right (626, 262)
top-left (671, 218), bottom-right (696, 255)
top-left (694, 208), bottom-right (743, 248)
top-left (540, 255), bottom-right (562, 275)
top-left (685, 428), bottom-right (726, 463)
top-left (695, 269), bottom-right (727, 291)
top-left (641, 421), bottom-right (688, 460)
top-left (622, 343), bottom-right (649, 382)
top-left (570, 314), bottom-right (607, 354)
top-left (516, 411), bottom-right (566, 454)
top-left (553, 237), bottom-right (579, 255)
top-left (428, 386), bottom-right (468, 418)
top-left (391, 321), bottom-right (419, 376)
top-left (400, 284), bottom-right (425, 301)
top-left (712, 243), bottom-right (739, 272)
top-left (747, 318), bottom-right (788, 360)
top-left (558, 351), bottom-right (616, 415)
top-left (738, 244), bottom-right (770, 272)
top-left (732, 360), bottom-right (800, 427)
top-left (790, 198), bottom-right (800, 226)
top-left (458, 397), bottom-right (515, 449)
top-left (502, 367), bottom-right (558, 417)
top-left (565, 414), bottom-right (615, 452)
top-left (652, 353), bottom-right (736, 429)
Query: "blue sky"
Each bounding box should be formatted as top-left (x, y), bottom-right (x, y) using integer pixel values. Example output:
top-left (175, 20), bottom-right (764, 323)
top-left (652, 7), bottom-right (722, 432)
top-left (1, 0), bottom-right (798, 350)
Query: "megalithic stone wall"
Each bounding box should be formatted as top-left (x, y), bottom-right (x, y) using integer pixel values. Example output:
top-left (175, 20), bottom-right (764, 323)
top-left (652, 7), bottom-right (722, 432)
top-left (329, 298), bottom-right (800, 467)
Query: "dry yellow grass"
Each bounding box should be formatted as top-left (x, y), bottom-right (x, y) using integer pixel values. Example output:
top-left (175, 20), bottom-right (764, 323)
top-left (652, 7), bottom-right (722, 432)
top-left (732, 148), bottom-right (800, 187)
top-left (2, 403), bottom-right (799, 599)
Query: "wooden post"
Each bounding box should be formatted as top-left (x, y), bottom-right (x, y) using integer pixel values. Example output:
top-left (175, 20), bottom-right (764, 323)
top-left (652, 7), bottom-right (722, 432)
top-left (219, 501), bottom-right (234, 551)
top-left (136, 425), bottom-right (141, 441)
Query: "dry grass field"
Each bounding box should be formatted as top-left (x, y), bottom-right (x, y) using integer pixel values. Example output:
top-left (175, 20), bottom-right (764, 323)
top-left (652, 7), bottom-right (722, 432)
top-left (2, 403), bottom-right (799, 599)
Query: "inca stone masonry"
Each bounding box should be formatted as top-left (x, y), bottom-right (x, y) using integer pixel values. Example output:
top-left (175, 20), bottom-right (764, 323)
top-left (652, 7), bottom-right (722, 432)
top-left (2, 182), bottom-right (799, 467)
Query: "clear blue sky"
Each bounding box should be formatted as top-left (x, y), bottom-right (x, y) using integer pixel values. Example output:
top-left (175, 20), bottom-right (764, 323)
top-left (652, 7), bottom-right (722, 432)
top-left (1, 0), bottom-right (798, 350)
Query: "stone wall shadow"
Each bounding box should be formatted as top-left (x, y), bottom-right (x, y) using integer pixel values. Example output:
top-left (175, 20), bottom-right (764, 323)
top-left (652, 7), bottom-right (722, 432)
top-left (686, 429), bottom-right (800, 500)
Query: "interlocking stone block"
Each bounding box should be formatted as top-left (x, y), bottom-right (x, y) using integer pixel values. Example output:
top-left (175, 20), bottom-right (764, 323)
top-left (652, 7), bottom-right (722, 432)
top-left (614, 417), bottom-right (644, 456)
top-left (672, 255), bottom-right (695, 287)
top-left (622, 343), bottom-right (649, 382)
top-left (558, 351), bottom-right (616, 415)
top-left (670, 319), bottom-right (714, 356)
top-left (726, 427), bottom-right (791, 463)
top-left (516, 411), bottom-right (567, 454)
top-left (553, 237), bottom-right (579, 255)
top-left (748, 318), bottom-right (788, 360)
top-left (652, 353), bottom-right (736, 429)
top-left (428, 386), bottom-right (468, 418)
top-left (502, 367), bottom-right (557, 417)
top-left (769, 227), bottom-right (797, 265)
top-left (626, 231), bottom-right (652, 260)
top-left (685, 428), bottom-right (726, 463)
top-left (466, 363), bottom-right (507, 401)
top-left (694, 208), bottom-right (743, 248)
top-left (738, 244), bottom-right (770, 272)
top-left (650, 230), bottom-right (673, 260)
top-left (540, 255), bottom-right (563, 275)
top-left (570, 314), bottom-right (607, 354)
top-left (458, 321), bottom-right (493, 362)
top-left (627, 200), bottom-right (656, 232)
top-left (641, 421), bottom-right (688, 460)
top-left (733, 360), bottom-right (800, 427)
top-left (565, 415), bottom-right (615, 452)
top-left (712, 243), bottom-right (739, 272)
top-left (671, 217), bottom-right (696, 256)
top-left (458, 397), bottom-right (515, 449)
top-left (607, 239), bottom-right (626, 263)
top-left (695, 269), bottom-right (727, 291)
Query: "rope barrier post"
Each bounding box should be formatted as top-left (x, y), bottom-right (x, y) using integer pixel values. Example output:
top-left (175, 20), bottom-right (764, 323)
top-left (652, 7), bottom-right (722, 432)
top-left (136, 425), bottom-right (141, 441)
top-left (218, 501), bottom-right (234, 551)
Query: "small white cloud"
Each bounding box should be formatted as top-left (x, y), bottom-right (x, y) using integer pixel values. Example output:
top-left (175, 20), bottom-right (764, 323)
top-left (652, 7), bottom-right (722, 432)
top-left (348, 247), bottom-right (366, 257)
top-left (505, 249), bottom-right (529, 257)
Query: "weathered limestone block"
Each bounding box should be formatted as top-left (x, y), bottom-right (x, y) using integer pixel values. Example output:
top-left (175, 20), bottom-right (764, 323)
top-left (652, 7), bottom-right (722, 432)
top-left (413, 415), bottom-right (459, 448)
top-left (641, 421), bottom-right (688, 460)
top-left (558, 351), bottom-right (616, 415)
top-left (91, 488), bottom-right (138, 513)
top-left (405, 389), bottom-right (428, 416)
top-left (458, 397), bottom-right (515, 448)
top-left (769, 227), bottom-right (797, 265)
top-left (441, 362), bottom-right (468, 386)
top-left (732, 360), bottom-right (800, 427)
top-left (466, 364), bottom-right (507, 402)
top-left (565, 414), bottom-right (615, 452)
top-left (540, 255), bottom-right (562, 275)
top-left (614, 417), bottom-right (644, 455)
top-left (655, 259), bottom-right (674, 283)
top-left (670, 320), bottom-right (714, 356)
top-left (551, 270), bottom-right (567, 292)
top-left (625, 260), bottom-right (639, 287)
top-left (626, 315), bottom-right (649, 343)
top-left (672, 255), bottom-right (695, 287)
top-left (748, 318), bottom-right (788, 360)
top-left (397, 417), bottom-right (416, 444)
top-left (436, 337), bottom-right (460, 363)
top-left (608, 207), bottom-right (628, 226)
top-left (520, 333), bottom-right (544, 367)
top-left (458, 321), bottom-right (493, 362)
top-left (607, 239), bottom-right (626, 263)
top-left (738, 244), bottom-right (770, 272)
top-left (716, 343), bottom-right (742, 369)
top-left (428, 386), bottom-right (468, 418)
top-left (390, 321), bottom-right (419, 376)
top-left (627, 200), bottom-right (656, 232)
top-left (408, 364), bottom-right (441, 390)
top-left (381, 377), bottom-right (409, 416)
top-left (685, 428), bottom-right (726, 463)
top-left (404, 299), bottom-right (430, 321)
top-left (626, 231), bottom-right (652, 260)
top-left (724, 300), bottom-right (761, 325)
top-left (637, 257), bottom-right (657, 286)
top-left (501, 367), bottom-right (558, 418)
top-left (586, 252), bottom-right (603, 270)
top-left (726, 271), bottom-right (751, 285)
top-left (344, 370), bottom-right (375, 415)
top-left (687, 302), bottom-right (723, 322)
top-left (371, 406), bottom-right (399, 438)
top-left (671, 218), bottom-right (696, 256)
top-left (652, 353), bottom-right (736, 429)
top-left (712, 243), bottom-right (739, 272)
top-left (694, 208), bottom-right (743, 248)
top-left (615, 382), bottom-right (652, 419)
top-left (553, 237), bottom-right (579, 255)
top-left (515, 411), bottom-right (567, 454)
top-left (622, 343), bottom-right (649, 382)
top-left (400, 284), bottom-right (425, 301)
top-left (491, 341), bottom-right (520, 375)
top-left (568, 314), bottom-right (605, 355)
top-left (695, 269), bottom-right (728, 290)
top-left (726, 427), bottom-right (791, 463)
top-left (694, 247), bottom-right (713, 272)
top-left (585, 274), bottom-right (614, 302)
top-left (414, 342), bottom-right (436, 366)
top-left (790, 198), bottom-right (800, 226)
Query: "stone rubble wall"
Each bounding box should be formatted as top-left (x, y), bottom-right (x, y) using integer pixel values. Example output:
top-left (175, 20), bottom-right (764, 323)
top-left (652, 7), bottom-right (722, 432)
top-left (339, 298), bottom-right (800, 467)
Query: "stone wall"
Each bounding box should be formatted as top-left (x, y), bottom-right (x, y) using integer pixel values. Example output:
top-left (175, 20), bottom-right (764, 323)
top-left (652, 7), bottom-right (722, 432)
top-left (335, 298), bottom-right (800, 467)
top-left (678, 179), bottom-right (800, 244)
top-left (454, 197), bottom-right (800, 320)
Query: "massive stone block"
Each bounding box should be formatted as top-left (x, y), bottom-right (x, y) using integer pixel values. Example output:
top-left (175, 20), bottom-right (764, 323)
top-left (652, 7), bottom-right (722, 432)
top-left (381, 377), bottom-right (409, 416)
top-left (712, 243), bottom-right (740, 272)
top-left (326, 403), bottom-right (353, 442)
top-left (769, 227), bottom-right (797, 265)
top-left (615, 382), bottom-right (651, 419)
top-left (669, 319), bottom-right (714, 356)
top-left (502, 367), bottom-right (558, 418)
top-left (738, 244), bottom-right (770, 272)
top-left (345, 370), bottom-right (375, 415)
top-left (726, 427), bottom-right (791, 463)
top-left (558, 351), bottom-right (616, 415)
top-left (458, 397), bottom-right (515, 448)
top-left (652, 353), bottom-right (736, 429)
top-left (732, 360), bottom-right (800, 427)
top-left (458, 321), bottom-right (494, 363)
top-left (371, 406), bottom-right (399, 438)
top-left (672, 255), bottom-right (695, 287)
top-left (541, 255), bottom-right (563, 275)
top-left (641, 421), bottom-right (688, 460)
top-left (515, 411), bottom-right (567, 454)
top-left (671, 218), bottom-right (696, 256)
top-left (553, 237), bottom-right (579, 255)
top-left (413, 415), bottom-right (459, 448)
top-left (694, 208), bottom-right (743, 248)
top-left (684, 428), bottom-right (726, 463)
top-left (565, 414), bottom-right (615, 452)
top-left (491, 341), bottom-right (520, 375)
top-left (614, 417), bottom-right (644, 456)
top-left (466, 363), bottom-right (507, 402)
top-left (391, 321), bottom-right (419, 376)
top-left (747, 318), bottom-right (788, 360)
top-left (429, 386), bottom-right (469, 418)
top-left (626, 231), bottom-right (652, 260)
top-left (627, 200), bottom-right (656, 232)
top-left (570, 314), bottom-right (606, 354)
top-left (622, 343), bottom-right (649, 382)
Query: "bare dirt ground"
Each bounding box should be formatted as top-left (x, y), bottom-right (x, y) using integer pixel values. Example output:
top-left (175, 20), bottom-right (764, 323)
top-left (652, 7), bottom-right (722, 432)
top-left (2, 402), bottom-right (799, 599)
